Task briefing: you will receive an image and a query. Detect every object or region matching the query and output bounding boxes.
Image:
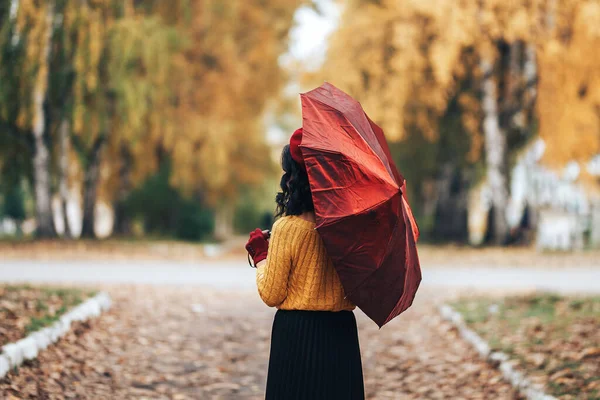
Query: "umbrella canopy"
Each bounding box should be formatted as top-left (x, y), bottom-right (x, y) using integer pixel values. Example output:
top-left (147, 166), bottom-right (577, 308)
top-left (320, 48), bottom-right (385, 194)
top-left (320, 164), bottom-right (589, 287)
top-left (300, 82), bottom-right (422, 327)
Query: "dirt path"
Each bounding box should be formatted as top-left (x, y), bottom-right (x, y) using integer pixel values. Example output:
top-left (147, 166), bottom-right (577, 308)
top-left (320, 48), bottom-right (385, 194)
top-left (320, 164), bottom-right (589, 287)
top-left (0, 286), bottom-right (517, 399)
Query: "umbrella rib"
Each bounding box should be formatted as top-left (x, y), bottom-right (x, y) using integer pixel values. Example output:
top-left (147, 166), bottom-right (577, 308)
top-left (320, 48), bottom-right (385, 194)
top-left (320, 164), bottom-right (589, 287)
top-left (300, 145), bottom-right (399, 192)
top-left (302, 96), bottom-right (396, 184)
top-left (349, 220), bottom-right (402, 302)
top-left (316, 190), bottom-right (400, 231)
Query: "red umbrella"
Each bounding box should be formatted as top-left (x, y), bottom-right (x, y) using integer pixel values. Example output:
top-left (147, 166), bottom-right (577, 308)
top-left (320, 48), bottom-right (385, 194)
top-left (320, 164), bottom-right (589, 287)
top-left (300, 82), bottom-right (422, 327)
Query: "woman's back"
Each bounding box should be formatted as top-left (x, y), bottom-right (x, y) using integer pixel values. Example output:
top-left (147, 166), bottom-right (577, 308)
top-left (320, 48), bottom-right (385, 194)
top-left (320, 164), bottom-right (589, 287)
top-left (246, 130), bottom-right (364, 400)
top-left (256, 215), bottom-right (355, 311)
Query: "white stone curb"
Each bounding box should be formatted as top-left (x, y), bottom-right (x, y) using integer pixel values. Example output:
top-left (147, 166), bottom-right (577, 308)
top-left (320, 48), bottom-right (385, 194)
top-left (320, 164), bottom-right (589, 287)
top-left (0, 292), bottom-right (111, 379)
top-left (438, 304), bottom-right (557, 400)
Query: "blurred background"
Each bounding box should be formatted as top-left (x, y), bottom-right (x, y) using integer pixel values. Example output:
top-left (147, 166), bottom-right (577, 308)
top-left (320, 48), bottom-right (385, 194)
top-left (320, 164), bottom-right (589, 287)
top-left (0, 0), bottom-right (599, 251)
top-left (1, 2), bottom-right (599, 399)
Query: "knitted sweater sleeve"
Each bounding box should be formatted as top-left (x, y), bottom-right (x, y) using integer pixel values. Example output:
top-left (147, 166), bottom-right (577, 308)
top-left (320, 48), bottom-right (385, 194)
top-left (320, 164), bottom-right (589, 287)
top-left (256, 218), bottom-right (293, 307)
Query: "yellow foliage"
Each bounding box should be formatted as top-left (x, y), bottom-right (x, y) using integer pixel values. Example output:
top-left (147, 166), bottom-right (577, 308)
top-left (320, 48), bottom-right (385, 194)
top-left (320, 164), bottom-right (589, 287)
top-left (537, 0), bottom-right (600, 168)
top-left (318, 0), bottom-right (600, 173)
top-left (10, 0), bottom-right (54, 131)
top-left (161, 0), bottom-right (302, 204)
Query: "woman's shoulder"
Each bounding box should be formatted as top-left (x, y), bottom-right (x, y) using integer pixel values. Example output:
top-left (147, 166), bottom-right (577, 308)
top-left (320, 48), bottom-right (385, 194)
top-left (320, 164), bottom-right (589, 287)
top-left (272, 216), bottom-right (296, 231)
top-left (272, 215), bottom-right (316, 232)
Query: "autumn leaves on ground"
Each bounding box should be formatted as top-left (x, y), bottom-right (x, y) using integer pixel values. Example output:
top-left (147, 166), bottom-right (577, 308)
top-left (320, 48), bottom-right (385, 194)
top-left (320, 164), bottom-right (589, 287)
top-left (452, 294), bottom-right (600, 399)
top-left (0, 284), bottom-right (519, 400)
top-left (1, 246), bottom-right (599, 399)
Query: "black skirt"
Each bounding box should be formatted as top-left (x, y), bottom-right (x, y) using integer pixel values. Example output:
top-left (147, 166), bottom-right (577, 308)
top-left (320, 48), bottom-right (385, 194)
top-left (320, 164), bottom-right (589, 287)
top-left (265, 309), bottom-right (365, 400)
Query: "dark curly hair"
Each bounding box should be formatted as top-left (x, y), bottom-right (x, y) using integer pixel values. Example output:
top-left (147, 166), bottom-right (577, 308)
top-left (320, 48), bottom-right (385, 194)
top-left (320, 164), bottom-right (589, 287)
top-left (275, 145), bottom-right (314, 218)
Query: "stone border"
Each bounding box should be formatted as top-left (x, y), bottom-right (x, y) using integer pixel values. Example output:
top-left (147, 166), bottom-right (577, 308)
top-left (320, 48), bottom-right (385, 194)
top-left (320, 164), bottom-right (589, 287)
top-left (0, 292), bottom-right (112, 379)
top-left (438, 304), bottom-right (557, 400)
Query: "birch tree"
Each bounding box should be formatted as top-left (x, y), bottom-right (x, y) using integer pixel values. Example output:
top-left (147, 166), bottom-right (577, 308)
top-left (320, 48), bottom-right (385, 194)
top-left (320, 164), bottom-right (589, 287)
top-left (1, 0), bottom-right (58, 237)
top-left (58, 120), bottom-right (72, 237)
top-left (478, 1), bottom-right (509, 244)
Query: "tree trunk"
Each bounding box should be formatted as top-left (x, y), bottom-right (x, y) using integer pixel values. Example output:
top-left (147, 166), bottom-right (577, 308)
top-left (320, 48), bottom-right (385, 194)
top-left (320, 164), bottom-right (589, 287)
top-left (9, 0), bottom-right (18, 22)
top-left (214, 205), bottom-right (233, 241)
top-left (500, 41), bottom-right (527, 131)
top-left (113, 201), bottom-right (131, 236)
top-left (113, 143), bottom-right (132, 236)
top-left (506, 41), bottom-right (521, 103)
top-left (520, 0), bottom-right (555, 110)
top-left (80, 137), bottom-right (105, 239)
top-left (523, 44), bottom-right (537, 110)
top-left (481, 58), bottom-right (510, 245)
top-left (432, 165), bottom-right (469, 242)
top-left (32, 1), bottom-right (56, 238)
top-left (58, 119), bottom-right (72, 238)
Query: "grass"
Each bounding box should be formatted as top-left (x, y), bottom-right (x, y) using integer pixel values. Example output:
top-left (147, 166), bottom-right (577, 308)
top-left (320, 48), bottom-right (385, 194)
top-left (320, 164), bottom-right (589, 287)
top-left (451, 293), bottom-right (600, 399)
top-left (25, 287), bottom-right (96, 334)
top-left (0, 285), bottom-right (96, 345)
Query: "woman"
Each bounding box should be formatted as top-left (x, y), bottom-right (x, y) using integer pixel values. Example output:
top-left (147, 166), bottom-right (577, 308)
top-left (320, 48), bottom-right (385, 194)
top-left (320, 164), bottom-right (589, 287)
top-left (245, 128), bottom-right (365, 400)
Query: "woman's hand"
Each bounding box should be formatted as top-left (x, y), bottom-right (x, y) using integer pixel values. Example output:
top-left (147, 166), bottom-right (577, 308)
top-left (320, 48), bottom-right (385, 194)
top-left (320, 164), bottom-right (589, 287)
top-left (245, 228), bottom-right (270, 267)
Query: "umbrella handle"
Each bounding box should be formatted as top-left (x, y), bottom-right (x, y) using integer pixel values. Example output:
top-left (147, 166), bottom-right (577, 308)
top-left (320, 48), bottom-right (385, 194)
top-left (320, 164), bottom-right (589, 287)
top-left (248, 253), bottom-right (256, 268)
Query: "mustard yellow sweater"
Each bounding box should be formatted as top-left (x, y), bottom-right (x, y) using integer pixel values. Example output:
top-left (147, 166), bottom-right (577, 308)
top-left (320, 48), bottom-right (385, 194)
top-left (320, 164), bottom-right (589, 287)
top-left (256, 216), bottom-right (355, 311)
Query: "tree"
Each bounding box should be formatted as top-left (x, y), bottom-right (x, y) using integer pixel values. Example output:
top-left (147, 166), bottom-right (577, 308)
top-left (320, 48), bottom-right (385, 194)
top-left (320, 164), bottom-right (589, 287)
top-left (31, 0), bottom-right (56, 238)
top-left (537, 0), bottom-right (600, 178)
top-left (3, 184), bottom-right (26, 236)
top-left (153, 0), bottom-right (304, 236)
top-left (1, 0), bottom-right (309, 240)
top-left (0, 0), bottom-right (57, 237)
top-left (316, 0), bottom-right (597, 243)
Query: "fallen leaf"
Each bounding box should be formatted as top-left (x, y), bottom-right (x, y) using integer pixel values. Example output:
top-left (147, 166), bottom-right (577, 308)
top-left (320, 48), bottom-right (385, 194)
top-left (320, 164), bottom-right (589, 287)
top-left (578, 347), bottom-right (600, 360)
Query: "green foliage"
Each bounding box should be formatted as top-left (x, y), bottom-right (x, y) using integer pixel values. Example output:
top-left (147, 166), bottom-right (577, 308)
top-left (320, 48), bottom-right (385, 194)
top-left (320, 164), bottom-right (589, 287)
top-left (175, 199), bottom-right (214, 242)
top-left (106, 16), bottom-right (183, 141)
top-left (124, 162), bottom-right (214, 241)
top-left (390, 76), bottom-right (479, 240)
top-left (0, 1), bottom-right (33, 190)
top-left (3, 184), bottom-right (26, 221)
top-left (125, 163), bottom-right (180, 232)
top-left (233, 195), bottom-right (273, 234)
